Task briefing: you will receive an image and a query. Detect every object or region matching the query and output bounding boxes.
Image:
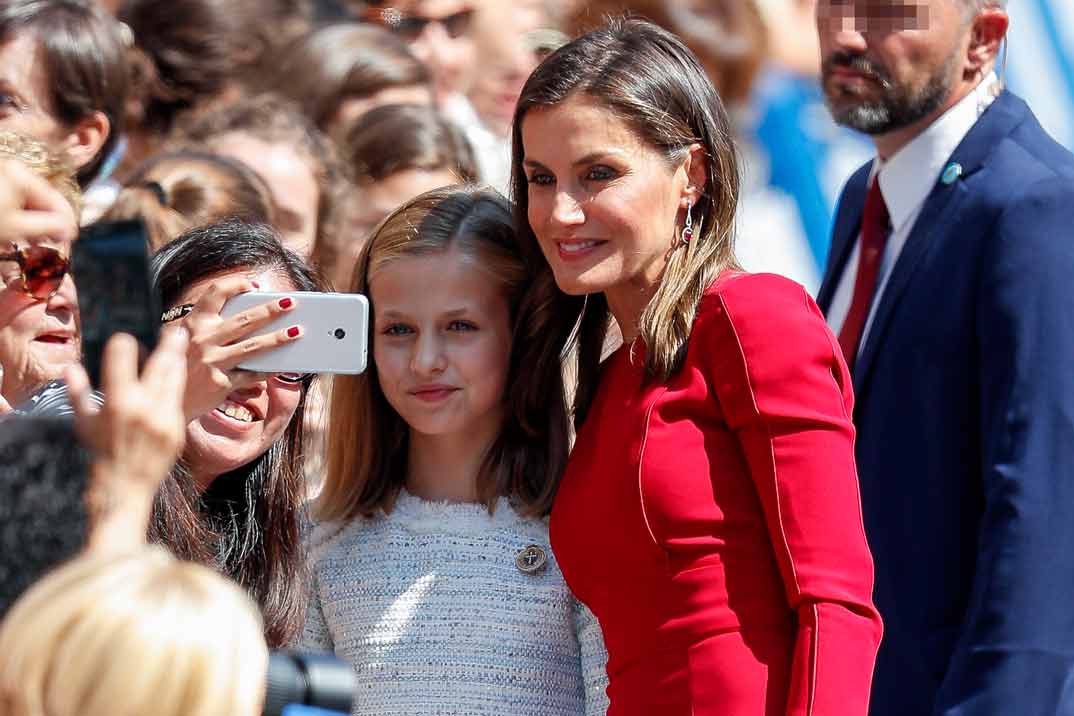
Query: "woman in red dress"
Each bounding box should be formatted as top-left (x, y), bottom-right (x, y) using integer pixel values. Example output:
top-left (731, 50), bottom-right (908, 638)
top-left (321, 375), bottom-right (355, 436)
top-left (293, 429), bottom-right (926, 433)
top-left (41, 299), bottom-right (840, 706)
top-left (510, 18), bottom-right (882, 716)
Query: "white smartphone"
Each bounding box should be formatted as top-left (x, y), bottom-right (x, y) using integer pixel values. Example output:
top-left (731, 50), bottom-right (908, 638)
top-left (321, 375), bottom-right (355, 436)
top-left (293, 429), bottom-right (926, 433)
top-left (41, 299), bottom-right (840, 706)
top-left (219, 291), bottom-right (369, 375)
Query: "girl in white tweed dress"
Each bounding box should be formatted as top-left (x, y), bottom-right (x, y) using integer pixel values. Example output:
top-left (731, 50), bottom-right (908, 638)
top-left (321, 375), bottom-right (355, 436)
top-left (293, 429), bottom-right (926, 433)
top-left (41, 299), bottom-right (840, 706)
top-left (300, 186), bottom-right (609, 716)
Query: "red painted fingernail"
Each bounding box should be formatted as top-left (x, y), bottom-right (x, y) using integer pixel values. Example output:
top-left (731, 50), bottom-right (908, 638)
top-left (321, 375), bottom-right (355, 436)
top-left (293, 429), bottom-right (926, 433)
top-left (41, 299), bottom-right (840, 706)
top-left (287, 325), bottom-right (300, 338)
top-left (279, 297), bottom-right (293, 309)
top-left (251, 280), bottom-right (261, 289)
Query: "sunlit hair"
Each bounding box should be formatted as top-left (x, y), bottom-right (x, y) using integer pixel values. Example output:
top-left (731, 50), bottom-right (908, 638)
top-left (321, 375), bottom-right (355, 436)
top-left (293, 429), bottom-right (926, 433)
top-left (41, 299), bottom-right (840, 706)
top-left (564, 1), bottom-right (767, 107)
top-left (267, 23), bottom-right (431, 133)
top-left (0, 546), bottom-right (267, 716)
top-left (0, 130), bottom-right (81, 219)
top-left (101, 150), bottom-right (275, 250)
top-left (151, 219), bottom-right (325, 647)
top-left (317, 185), bottom-right (571, 521)
top-left (510, 17), bottom-right (740, 425)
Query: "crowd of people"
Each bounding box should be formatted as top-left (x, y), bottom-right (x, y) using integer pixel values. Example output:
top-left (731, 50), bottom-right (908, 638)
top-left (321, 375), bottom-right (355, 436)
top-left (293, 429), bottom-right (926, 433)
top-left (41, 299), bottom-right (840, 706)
top-left (2, 1), bottom-right (1074, 715)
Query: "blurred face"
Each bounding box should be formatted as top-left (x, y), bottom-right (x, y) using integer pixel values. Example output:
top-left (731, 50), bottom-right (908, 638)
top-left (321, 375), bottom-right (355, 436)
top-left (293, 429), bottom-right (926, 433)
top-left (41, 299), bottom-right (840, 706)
top-left (521, 95), bottom-right (688, 301)
top-left (388, 0), bottom-right (479, 101)
top-left (0, 244), bottom-right (80, 406)
top-left (370, 246), bottom-right (511, 441)
top-left (211, 133), bottom-right (320, 257)
top-left (0, 34), bottom-right (64, 144)
top-left (466, 0), bottom-right (542, 137)
top-left (180, 270), bottom-right (304, 485)
top-left (816, 0), bottom-right (969, 134)
top-left (338, 168), bottom-right (459, 289)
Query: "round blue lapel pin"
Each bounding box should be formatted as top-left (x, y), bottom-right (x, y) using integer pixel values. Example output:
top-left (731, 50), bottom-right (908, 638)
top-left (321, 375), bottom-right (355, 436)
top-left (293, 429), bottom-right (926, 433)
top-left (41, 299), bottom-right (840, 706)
top-left (942, 162), bottom-right (963, 185)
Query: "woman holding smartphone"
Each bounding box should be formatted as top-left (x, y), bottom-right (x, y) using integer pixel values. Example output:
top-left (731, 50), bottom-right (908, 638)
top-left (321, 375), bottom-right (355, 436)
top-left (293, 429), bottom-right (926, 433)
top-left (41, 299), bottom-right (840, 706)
top-left (511, 19), bottom-right (881, 715)
top-left (151, 219), bottom-right (324, 647)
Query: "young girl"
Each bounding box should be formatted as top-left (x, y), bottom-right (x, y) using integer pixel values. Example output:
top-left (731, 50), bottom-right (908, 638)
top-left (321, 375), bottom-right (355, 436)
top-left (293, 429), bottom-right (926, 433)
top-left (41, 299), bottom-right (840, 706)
top-left (300, 186), bottom-right (608, 715)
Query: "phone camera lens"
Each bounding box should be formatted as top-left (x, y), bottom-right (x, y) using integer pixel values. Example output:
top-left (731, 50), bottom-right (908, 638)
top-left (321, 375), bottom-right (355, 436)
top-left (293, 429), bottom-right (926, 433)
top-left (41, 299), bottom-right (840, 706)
top-left (333, 328), bottom-right (346, 340)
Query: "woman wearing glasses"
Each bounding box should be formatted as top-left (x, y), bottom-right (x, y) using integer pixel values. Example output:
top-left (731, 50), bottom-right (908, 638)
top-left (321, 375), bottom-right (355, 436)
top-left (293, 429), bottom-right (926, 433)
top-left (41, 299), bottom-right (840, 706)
top-left (151, 219), bottom-right (324, 648)
top-left (0, 137), bottom-right (81, 413)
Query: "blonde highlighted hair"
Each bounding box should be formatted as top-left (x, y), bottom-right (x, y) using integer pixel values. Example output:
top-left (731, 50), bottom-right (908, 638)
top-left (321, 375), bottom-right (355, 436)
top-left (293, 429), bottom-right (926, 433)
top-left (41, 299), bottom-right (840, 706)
top-left (317, 185), bottom-right (573, 522)
top-left (0, 547), bottom-right (267, 716)
top-left (0, 130), bottom-right (81, 219)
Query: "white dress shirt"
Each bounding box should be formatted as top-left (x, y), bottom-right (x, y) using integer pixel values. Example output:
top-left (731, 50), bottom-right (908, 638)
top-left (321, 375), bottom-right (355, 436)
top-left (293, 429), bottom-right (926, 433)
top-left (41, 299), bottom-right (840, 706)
top-left (827, 74), bottom-right (1001, 351)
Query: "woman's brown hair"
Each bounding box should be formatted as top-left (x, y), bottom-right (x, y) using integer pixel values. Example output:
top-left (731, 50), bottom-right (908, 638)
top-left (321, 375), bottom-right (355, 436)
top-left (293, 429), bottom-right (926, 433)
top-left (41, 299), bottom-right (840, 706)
top-left (510, 17), bottom-right (741, 427)
top-left (267, 23), bottom-right (432, 133)
top-left (317, 185), bottom-right (572, 522)
top-left (101, 150), bottom-right (275, 249)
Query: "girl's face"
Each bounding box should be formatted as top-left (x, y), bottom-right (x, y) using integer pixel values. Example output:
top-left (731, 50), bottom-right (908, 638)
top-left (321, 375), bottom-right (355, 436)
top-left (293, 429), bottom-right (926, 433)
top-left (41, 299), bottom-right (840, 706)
top-left (370, 245), bottom-right (512, 441)
top-left (181, 269), bottom-right (304, 486)
top-left (521, 94), bottom-right (690, 300)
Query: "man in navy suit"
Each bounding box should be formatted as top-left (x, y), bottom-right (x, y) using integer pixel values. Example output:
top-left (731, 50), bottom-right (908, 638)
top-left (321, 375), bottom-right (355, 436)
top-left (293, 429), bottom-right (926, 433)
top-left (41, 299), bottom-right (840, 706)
top-left (814, 1), bottom-right (1074, 714)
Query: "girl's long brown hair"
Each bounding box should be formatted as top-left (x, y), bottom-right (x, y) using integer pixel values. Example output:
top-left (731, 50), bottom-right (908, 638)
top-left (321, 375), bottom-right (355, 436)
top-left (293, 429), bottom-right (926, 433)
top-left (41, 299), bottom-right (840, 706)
top-left (510, 17), bottom-right (741, 428)
top-left (317, 186), bottom-right (573, 522)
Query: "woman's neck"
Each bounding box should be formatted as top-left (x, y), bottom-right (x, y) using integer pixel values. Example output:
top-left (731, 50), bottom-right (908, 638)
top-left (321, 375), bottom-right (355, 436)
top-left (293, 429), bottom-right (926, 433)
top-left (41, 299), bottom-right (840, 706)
top-left (404, 411), bottom-right (502, 504)
top-left (605, 280), bottom-right (660, 344)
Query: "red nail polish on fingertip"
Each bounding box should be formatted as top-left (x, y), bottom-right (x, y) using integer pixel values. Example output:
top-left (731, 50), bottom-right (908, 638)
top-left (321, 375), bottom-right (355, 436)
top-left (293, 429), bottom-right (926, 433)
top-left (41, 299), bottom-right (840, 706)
top-left (279, 297), bottom-right (293, 309)
top-left (287, 326), bottom-right (301, 338)
top-left (251, 280), bottom-right (261, 289)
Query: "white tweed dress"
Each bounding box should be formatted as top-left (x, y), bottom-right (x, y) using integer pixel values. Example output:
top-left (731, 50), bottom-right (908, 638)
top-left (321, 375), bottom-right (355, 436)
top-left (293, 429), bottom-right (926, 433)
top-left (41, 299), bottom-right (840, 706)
top-left (300, 490), bottom-right (609, 716)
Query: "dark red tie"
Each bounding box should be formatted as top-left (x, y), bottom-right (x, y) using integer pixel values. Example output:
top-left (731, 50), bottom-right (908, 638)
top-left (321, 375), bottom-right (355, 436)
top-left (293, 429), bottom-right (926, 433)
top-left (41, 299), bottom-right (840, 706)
top-left (838, 176), bottom-right (890, 370)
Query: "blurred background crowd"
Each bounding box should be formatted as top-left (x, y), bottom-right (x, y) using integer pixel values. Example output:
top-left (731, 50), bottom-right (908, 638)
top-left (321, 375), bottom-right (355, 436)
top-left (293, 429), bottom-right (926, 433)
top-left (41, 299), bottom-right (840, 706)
top-left (3, 0), bottom-right (1072, 294)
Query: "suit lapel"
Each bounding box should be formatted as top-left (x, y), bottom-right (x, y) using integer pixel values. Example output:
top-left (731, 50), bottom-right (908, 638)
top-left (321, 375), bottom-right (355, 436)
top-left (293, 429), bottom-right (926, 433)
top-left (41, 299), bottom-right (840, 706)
top-left (817, 163), bottom-right (872, 313)
top-left (850, 91), bottom-right (1029, 398)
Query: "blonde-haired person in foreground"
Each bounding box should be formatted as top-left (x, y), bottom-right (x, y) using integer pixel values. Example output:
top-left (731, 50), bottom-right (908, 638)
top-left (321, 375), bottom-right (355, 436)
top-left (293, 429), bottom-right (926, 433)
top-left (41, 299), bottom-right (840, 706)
top-left (0, 546), bottom-right (268, 716)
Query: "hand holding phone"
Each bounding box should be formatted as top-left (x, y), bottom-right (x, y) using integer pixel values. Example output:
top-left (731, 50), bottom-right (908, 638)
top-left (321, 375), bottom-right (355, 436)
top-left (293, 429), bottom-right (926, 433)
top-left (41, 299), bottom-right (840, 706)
top-left (219, 292), bottom-right (368, 376)
top-left (170, 276), bottom-right (305, 422)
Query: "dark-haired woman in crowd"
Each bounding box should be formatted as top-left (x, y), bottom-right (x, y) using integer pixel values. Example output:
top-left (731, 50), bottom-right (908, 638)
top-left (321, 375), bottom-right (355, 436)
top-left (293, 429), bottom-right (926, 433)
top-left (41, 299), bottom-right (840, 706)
top-left (151, 220), bottom-right (325, 647)
top-left (512, 19), bottom-right (881, 715)
top-left (267, 23), bottom-right (434, 141)
top-left (101, 150), bottom-right (275, 249)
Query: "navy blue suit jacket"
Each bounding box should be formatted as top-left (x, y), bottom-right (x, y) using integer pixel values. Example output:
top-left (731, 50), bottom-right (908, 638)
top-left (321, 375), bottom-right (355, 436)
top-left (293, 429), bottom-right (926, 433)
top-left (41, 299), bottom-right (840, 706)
top-left (818, 91), bottom-right (1074, 716)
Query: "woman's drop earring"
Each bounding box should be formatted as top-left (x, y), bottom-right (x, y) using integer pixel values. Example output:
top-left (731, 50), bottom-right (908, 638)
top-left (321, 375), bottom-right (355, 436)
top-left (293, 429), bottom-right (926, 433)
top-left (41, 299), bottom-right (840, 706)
top-left (680, 200), bottom-right (699, 245)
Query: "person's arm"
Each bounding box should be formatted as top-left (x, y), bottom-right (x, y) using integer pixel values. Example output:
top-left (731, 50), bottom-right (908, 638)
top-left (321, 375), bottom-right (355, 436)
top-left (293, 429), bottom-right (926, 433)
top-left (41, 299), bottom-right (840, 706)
top-left (67, 328), bottom-right (189, 555)
top-left (571, 598), bottom-right (609, 716)
top-left (932, 180), bottom-right (1074, 715)
top-left (709, 275), bottom-right (882, 716)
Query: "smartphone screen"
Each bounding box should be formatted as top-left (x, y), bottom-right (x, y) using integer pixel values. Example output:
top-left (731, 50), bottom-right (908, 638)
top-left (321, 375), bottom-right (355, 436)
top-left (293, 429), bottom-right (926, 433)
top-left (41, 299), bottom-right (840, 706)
top-left (72, 220), bottom-right (159, 387)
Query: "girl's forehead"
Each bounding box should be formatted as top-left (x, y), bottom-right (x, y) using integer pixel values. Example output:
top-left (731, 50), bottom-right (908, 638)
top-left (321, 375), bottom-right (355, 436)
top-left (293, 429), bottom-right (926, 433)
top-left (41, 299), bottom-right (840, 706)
top-left (370, 250), bottom-right (504, 309)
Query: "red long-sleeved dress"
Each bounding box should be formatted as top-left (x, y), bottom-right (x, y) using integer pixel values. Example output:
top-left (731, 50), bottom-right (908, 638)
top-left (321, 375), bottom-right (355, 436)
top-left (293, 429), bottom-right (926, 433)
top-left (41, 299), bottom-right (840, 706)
top-left (550, 272), bottom-right (883, 715)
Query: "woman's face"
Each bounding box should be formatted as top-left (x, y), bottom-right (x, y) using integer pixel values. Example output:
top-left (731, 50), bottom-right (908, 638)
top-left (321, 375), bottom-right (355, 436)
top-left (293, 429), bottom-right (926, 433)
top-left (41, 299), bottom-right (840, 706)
top-left (0, 237), bottom-right (80, 407)
top-left (180, 269), bottom-right (304, 485)
top-left (521, 94), bottom-right (690, 300)
top-left (211, 133), bottom-right (320, 258)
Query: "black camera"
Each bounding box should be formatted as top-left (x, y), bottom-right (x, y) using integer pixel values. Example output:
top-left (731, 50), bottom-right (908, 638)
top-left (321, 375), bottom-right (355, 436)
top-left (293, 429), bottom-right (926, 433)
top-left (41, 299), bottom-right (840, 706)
top-left (264, 651), bottom-right (357, 716)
